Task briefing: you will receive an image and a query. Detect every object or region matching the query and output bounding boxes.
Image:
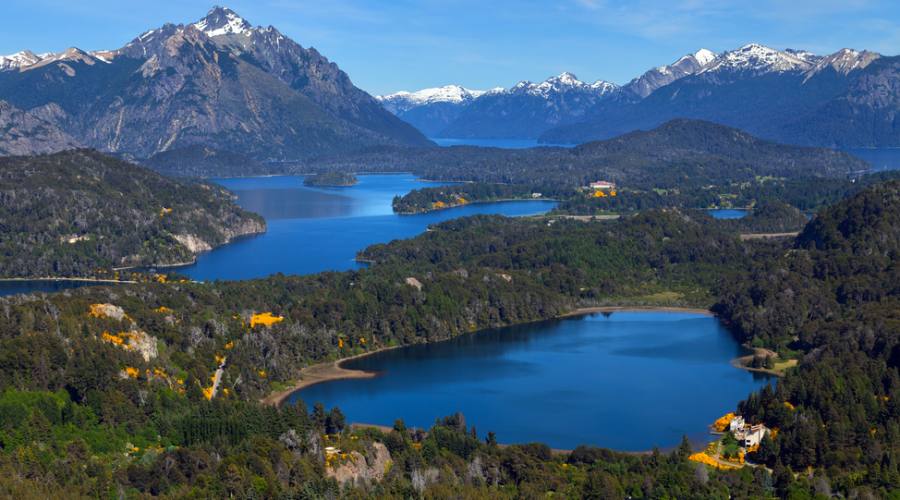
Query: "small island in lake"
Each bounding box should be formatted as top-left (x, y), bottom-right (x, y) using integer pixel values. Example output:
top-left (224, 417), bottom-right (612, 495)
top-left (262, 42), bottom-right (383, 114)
top-left (303, 172), bottom-right (359, 187)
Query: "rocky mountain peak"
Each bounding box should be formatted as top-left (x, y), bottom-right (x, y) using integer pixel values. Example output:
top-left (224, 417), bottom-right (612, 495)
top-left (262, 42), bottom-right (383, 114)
top-left (701, 43), bottom-right (814, 74)
top-left (193, 6), bottom-right (252, 37)
top-left (807, 48), bottom-right (880, 77)
top-left (624, 49), bottom-right (717, 98)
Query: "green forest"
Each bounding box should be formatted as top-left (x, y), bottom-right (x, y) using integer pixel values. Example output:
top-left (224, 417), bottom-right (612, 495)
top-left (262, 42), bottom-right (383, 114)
top-left (0, 177), bottom-right (898, 497)
top-left (380, 120), bottom-right (896, 216)
top-left (0, 150), bottom-right (265, 278)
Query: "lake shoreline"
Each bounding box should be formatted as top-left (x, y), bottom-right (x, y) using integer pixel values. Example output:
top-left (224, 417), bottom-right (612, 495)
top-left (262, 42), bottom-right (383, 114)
top-left (264, 305), bottom-right (715, 407)
top-left (261, 346), bottom-right (401, 407)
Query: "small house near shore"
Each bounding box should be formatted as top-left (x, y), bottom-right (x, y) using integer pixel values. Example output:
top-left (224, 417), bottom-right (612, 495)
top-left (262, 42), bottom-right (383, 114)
top-left (728, 415), bottom-right (769, 448)
top-left (589, 181), bottom-right (616, 191)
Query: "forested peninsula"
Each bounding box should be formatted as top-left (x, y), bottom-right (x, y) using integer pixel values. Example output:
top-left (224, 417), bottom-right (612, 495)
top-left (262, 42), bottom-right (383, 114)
top-left (0, 150), bottom-right (265, 278)
top-left (0, 179), bottom-right (897, 497)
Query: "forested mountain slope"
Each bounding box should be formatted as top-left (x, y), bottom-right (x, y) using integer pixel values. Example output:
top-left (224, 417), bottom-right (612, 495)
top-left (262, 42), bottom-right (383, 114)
top-left (312, 119), bottom-right (865, 187)
top-left (715, 181), bottom-right (900, 490)
top-left (0, 150), bottom-right (264, 277)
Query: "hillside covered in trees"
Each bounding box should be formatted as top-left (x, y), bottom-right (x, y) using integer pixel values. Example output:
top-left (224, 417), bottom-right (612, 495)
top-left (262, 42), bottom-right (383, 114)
top-left (368, 120), bottom-right (874, 215)
top-left (714, 181), bottom-right (900, 494)
top-left (0, 180), bottom-right (896, 496)
top-left (0, 150), bottom-right (265, 277)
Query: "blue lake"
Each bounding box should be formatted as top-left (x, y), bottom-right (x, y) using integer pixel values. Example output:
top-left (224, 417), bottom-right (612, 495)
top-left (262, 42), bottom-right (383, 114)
top-left (293, 311), bottom-right (770, 451)
top-left (709, 208), bottom-right (748, 219)
top-left (0, 174), bottom-right (555, 293)
top-left (173, 174), bottom-right (556, 281)
top-left (845, 148), bottom-right (900, 172)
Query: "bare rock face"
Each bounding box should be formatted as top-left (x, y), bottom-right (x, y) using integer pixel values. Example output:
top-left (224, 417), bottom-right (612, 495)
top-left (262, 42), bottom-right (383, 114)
top-left (123, 329), bottom-right (159, 362)
top-left (404, 277), bottom-right (423, 291)
top-left (173, 234), bottom-right (212, 254)
top-left (410, 467), bottom-right (441, 493)
top-left (0, 101), bottom-right (80, 155)
top-left (327, 442), bottom-right (392, 486)
top-left (305, 430), bottom-right (325, 465)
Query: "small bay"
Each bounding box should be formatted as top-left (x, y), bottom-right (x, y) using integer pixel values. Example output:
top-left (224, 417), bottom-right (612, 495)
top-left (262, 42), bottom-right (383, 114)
top-left (293, 311), bottom-right (770, 451)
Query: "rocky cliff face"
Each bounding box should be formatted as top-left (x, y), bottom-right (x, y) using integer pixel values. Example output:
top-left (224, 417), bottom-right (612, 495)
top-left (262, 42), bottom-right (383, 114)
top-left (327, 442), bottom-right (392, 486)
top-left (0, 101), bottom-right (79, 155)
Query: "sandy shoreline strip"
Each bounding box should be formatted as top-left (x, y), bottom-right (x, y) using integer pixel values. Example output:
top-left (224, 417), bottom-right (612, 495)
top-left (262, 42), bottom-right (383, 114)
top-left (261, 346), bottom-right (400, 406)
top-left (263, 305), bottom-right (714, 406)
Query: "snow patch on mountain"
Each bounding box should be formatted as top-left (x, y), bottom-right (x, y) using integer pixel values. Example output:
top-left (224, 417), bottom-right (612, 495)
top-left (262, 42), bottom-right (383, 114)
top-left (693, 48), bottom-right (717, 66)
top-left (0, 51), bottom-right (43, 71)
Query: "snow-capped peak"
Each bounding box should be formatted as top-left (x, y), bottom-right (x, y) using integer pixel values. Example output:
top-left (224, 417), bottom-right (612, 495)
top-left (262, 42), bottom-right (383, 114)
top-left (377, 85), bottom-right (490, 113)
top-left (701, 43), bottom-right (814, 74)
top-left (0, 50), bottom-right (43, 71)
top-left (693, 48), bottom-right (717, 66)
top-left (550, 71), bottom-right (580, 85)
top-left (508, 73), bottom-right (619, 97)
top-left (193, 6), bottom-right (252, 37)
top-left (379, 85), bottom-right (487, 105)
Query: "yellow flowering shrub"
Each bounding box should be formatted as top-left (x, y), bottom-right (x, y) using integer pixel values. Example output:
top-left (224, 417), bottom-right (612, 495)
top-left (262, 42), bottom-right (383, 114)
top-left (713, 413), bottom-right (735, 432)
top-left (250, 312), bottom-right (284, 328)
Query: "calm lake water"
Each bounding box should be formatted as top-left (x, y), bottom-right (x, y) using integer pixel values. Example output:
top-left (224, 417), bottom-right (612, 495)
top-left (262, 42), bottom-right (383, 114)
top-left (293, 311), bottom-right (770, 451)
top-left (709, 208), bottom-right (748, 219)
top-left (174, 174), bottom-right (556, 281)
top-left (845, 148), bottom-right (900, 172)
top-left (0, 174), bottom-right (555, 294)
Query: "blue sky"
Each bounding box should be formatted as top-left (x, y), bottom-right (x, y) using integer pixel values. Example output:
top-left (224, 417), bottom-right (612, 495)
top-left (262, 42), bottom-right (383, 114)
top-left (3, 0), bottom-right (899, 95)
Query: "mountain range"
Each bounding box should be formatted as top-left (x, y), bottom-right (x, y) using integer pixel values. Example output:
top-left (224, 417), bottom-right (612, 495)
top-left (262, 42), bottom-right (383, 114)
top-left (0, 7), bottom-right (430, 161)
top-left (379, 44), bottom-right (898, 148)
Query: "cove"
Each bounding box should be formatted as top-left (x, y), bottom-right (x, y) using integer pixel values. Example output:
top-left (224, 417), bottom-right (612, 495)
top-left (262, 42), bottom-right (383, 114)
top-left (175, 174), bottom-right (557, 281)
top-left (291, 311), bottom-right (770, 451)
top-left (708, 208), bottom-right (748, 219)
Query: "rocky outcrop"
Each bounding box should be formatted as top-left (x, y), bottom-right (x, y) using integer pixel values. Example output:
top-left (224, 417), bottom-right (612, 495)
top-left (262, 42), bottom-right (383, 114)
top-left (173, 234), bottom-right (213, 254)
top-left (327, 442), bottom-right (392, 486)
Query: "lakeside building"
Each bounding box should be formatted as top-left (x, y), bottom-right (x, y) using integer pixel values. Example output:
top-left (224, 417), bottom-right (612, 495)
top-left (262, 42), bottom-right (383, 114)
top-left (589, 181), bottom-right (616, 191)
top-left (728, 415), bottom-right (769, 448)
